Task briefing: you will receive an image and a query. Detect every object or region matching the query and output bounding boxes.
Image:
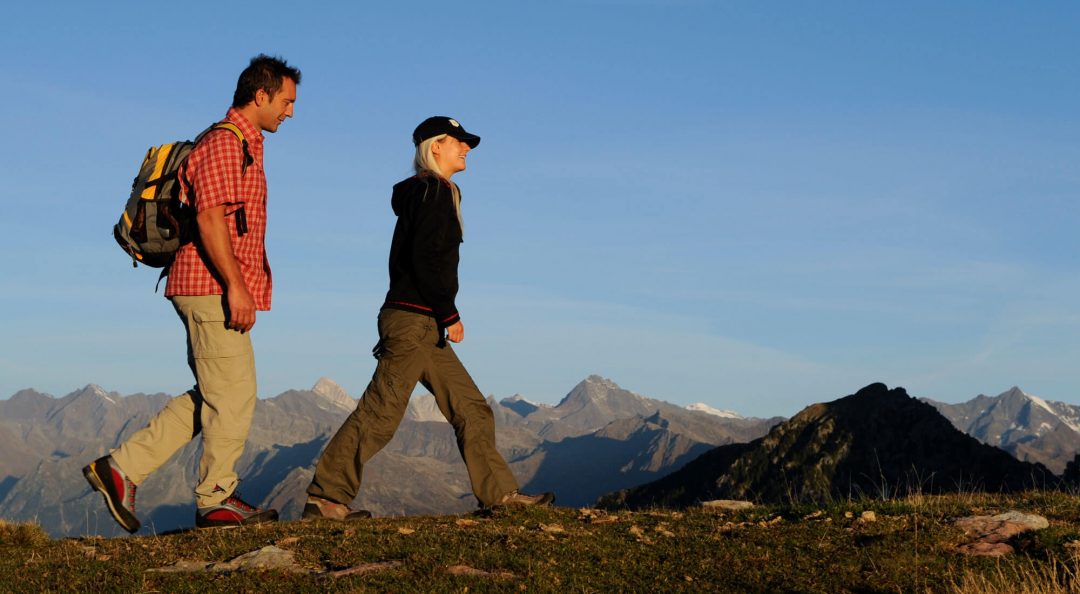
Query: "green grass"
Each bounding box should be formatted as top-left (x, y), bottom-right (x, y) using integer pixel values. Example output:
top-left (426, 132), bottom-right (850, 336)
top-left (2, 492), bottom-right (1080, 593)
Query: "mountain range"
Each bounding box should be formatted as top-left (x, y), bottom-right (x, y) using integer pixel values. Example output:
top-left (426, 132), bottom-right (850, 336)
top-left (0, 376), bottom-right (780, 537)
top-left (924, 387), bottom-right (1080, 474)
top-left (3, 378), bottom-right (1076, 537)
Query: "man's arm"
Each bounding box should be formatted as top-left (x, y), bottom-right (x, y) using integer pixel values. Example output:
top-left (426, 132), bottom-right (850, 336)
top-left (197, 206), bottom-right (255, 332)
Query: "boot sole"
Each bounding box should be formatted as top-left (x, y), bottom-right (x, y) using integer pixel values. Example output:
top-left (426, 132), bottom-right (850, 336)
top-left (491, 492), bottom-right (557, 508)
top-left (82, 462), bottom-right (140, 534)
top-left (195, 509), bottom-right (279, 529)
top-left (301, 503), bottom-right (372, 521)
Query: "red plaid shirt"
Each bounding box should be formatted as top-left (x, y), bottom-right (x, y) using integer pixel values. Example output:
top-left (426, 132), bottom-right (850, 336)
top-left (165, 108), bottom-right (272, 310)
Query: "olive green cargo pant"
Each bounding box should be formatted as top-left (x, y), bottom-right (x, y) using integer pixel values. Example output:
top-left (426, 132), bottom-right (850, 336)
top-left (110, 295), bottom-right (257, 508)
top-left (308, 309), bottom-right (518, 507)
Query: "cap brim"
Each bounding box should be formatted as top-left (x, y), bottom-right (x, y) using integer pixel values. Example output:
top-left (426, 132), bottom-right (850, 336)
top-left (451, 131), bottom-right (481, 149)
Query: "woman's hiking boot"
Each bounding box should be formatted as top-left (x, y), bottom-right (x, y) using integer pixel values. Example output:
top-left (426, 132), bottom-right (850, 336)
top-left (492, 489), bottom-right (556, 508)
top-left (302, 495), bottom-right (372, 521)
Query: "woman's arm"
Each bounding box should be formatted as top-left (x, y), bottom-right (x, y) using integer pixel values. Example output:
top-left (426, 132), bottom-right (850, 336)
top-left (408, 180), bottom-right (461, 330)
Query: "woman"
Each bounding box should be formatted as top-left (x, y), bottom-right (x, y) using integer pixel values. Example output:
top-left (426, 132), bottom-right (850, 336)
top-left (303, 116), bottom-right (555, 520)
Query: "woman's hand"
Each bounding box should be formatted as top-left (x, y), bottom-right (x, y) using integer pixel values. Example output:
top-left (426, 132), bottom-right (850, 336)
top-left (446, 321), bottom-right (464, 343)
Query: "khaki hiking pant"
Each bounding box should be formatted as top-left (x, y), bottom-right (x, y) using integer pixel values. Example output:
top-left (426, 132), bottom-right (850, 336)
top-left (110, 295), bottom-right (257, 509)
top-left (308, 309), bottom-right (518, 507)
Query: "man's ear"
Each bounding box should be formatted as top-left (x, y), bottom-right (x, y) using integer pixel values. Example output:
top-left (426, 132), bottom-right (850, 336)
top-left (254, 88), bottom-right (269, 107)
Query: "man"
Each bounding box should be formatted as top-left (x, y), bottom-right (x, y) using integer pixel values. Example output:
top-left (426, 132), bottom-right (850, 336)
top-left (83, 54), bottom-right (300, 532)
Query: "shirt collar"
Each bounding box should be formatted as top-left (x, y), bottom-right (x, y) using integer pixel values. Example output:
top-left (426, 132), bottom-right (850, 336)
top-left (224, 107), bottom-right (264, 145)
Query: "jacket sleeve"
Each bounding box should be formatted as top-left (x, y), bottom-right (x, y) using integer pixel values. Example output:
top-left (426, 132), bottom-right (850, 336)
top-left (407, 180), bottom-right (460, 329)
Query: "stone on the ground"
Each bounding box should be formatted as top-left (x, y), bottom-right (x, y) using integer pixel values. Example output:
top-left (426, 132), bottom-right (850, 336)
top-left (147, 546), bottom-right (307, 574)
top-left (957, 541), bottom-right (1015, 557)
top-left (954, 511), bottom-right (1050, 557)
top-left (701, 500), bottom-right (754, 511)
top-left (446, 565), bottom-right (517, 579)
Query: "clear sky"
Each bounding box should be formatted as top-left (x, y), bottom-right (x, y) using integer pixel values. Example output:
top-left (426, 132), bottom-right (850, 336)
top-left (1, 2), bottom-right (1078, 418)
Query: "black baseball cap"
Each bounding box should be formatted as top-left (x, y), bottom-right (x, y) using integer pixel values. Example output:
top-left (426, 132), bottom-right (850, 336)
top-left (412, 116), bottom-right (481, 148)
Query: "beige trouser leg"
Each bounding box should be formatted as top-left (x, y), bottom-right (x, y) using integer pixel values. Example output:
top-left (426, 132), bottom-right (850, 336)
top-left (110, 295), bottom-right (257, 508)
top-left (308, 309), bottom-right (518, 507)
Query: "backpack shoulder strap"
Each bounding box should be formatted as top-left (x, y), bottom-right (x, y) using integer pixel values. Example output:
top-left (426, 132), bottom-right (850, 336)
top-left (209, 122), bottom-right (254, 174)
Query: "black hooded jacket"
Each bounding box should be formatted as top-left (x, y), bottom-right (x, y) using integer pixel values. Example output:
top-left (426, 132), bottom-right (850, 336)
top-left (381, 173), bottom-right (462, 330)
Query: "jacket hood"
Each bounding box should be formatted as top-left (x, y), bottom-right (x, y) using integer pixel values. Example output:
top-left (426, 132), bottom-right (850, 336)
top-left (391, 174), bottom-right (449, 216)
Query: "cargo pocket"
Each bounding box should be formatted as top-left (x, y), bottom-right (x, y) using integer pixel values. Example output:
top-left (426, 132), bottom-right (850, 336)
top-left (189, 307), bottom-right (252, 359)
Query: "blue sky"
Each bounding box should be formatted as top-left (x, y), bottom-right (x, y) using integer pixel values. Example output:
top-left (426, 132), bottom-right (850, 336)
top-left (1, 2), bottom-right (1078, 417)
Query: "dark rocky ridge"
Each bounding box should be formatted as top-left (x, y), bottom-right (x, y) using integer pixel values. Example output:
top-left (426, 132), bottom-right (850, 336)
top-left (600, 383), bottom-right (1059, 509)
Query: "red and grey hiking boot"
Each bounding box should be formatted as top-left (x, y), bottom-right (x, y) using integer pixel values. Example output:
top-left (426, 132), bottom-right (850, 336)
top-left (195, 489), bottom-right (278, 528)
top-left (302, 495), bottom-right (372, 521)
top-left (492, 489), bottom-right (556, 508)
top-left (82, 456), bottom-right (140, 534)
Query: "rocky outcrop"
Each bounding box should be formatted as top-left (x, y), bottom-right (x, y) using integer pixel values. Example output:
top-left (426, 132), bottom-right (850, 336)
top-left (954, 511), bottom-right (1050, 557)
top-left (600, 383), bottom-right (1059, 509)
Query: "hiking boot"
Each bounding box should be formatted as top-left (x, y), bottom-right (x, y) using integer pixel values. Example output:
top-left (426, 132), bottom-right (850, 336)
top-left (492, 489), bottom-right (556, 508)
top-left (302, 495), bottom-right (372, 521)
top-left (195, 491), bottom-right (278, 528)
top-left (82, 456), bottom-right (140, 534)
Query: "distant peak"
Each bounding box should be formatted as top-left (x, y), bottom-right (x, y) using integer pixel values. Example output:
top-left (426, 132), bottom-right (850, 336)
top-left (687, 403), bottom-right (742, 419)
top-left (500, 394), bottom-right (542, 418)
top-left (854, 383), bottom-right (891, 397)
top-left (578, 376), bottom-right (646, 400)
top-left (311, 377), bottom-right (354, 409)
top-left (584, 375), bottom-right (619, 388)
top-left (995, 387), bottom-right (1055, 410)
top-left (503, 394), bottom-right (536, 405)
top-left (312, 377), bottom-right (344, 393)
top-left (11, 388), bottom-right (55, 401)
top-left (74, 384), bottom-right (116, 404)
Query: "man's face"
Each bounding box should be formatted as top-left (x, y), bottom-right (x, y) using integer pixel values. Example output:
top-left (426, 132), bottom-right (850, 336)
top-left (256, 77), bottom-right (296, 133)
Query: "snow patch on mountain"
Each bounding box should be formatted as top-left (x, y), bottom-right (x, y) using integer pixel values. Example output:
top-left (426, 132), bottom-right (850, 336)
top-left (687, 403), bottom-right (741, 419)
top-left (311, 377), bottom-right (355, 411)
top-left (1022, 389), bottom-right (1080, 435)
top-left (1027, 393), bottom-right (1057, 417)
top-left (77, 384), bottom-right (116, 405)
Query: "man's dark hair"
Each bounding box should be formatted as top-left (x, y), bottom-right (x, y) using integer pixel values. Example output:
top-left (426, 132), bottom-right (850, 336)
top-left (232, 54), bottom-right (302, 108)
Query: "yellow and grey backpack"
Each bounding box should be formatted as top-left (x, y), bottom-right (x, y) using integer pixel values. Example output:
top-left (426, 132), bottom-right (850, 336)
top-left (114, 122), bottom-right (252, 269)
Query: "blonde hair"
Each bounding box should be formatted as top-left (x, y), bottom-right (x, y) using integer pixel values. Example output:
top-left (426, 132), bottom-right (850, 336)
top-left (413, 134), bottom-right (463, 233)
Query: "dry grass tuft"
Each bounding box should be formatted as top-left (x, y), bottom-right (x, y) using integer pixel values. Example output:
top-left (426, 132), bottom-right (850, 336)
top-left (950, 559), bottom-right (1080, 594)
top-left (0, 520), bottom-right (50, 548)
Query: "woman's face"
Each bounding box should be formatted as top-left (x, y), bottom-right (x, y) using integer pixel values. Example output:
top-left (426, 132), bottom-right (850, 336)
top-left (431, 136), bottom-right (471, 178)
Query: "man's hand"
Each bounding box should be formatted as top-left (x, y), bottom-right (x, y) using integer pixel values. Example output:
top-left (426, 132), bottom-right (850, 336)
top-left (197, 205), bottom-right (255, 332)
top-left (227, 284), bottom-right (256, 332)
top-left (446, 321), bottom-right (464, 343)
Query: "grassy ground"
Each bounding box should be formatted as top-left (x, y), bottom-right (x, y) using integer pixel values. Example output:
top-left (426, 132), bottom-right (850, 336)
top-left (2, 492), bottom-right (1080, 593)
